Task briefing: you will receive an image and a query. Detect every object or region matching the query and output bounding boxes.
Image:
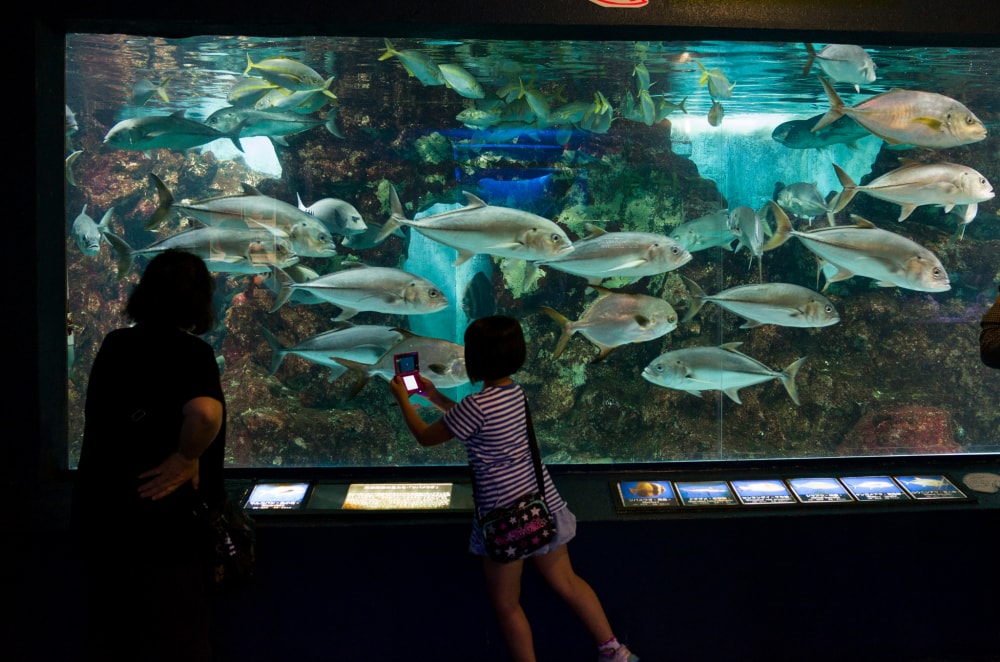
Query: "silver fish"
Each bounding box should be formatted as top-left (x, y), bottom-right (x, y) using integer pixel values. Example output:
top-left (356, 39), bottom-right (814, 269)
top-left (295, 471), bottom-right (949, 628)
top-left (296, 193), bottom-right (367, 236)
top-left (812, 77), bottom-right (987, 149)
top-left (803, 44), bottom-right (876, 93)
top-left (455, 107), bottom-right (503, 129)
top-left (537, 223), bottom-right (691, 286)
top-left (764, 202), bottom-right (950, 293)
top-left (775, 182), bottom-right (837, 226)
top-left (697, 61), bottom-right (735, 99)
top-left (335, 329), bottom-right (469, 396)
top-left (146, 173), bottom-right (337, 258)
top-left (680, 275), bottom-right (839, 329)
top-left (832, 161), bottom-right (994, 224)
top-left (71, 205), bottom-right (113, 256)
top-left (268, 264), bottom-right (449, 320)
top-left (642, 342), bottom-right (807, 405)
top-left (260, 324), bottom-right (404, 380)
top-left (65, 150), bottom-right (83, 187)
top-left (378, 184), bottom-right (573, 282)
top-left (204, 106), bottom-right (341, 146)
top-left (104, 225), bottom-right (299, 280)
top-left (730, 205), bottom-right (769, 277)
top-left (103, 110), bottom-right (244, 153)
top-left (669, 211), bottom-right (736, 253)
top-left (244, 54), bottom-right (336, 98)
top-left (540, 285), bottom-right (679, 361)
top-left (253, 87), bottom-right (335, 115)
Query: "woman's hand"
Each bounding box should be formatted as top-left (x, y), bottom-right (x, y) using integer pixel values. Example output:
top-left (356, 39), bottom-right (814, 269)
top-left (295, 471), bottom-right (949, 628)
top-left (137, 452), bottom-right (200, 500)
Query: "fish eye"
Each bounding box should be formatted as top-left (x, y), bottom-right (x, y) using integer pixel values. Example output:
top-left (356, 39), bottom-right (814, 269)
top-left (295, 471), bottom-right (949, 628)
top-left (429, 288), bottom-right (440, 298)
top-left (670, 245), bottom-right (681, 255)
top-left (825, 305), bottom-right (834, 314)
top-left (551, 233), bottom-right (562, 242)
top-left (932, 267), bottom-right (943, 277)
top-left (965, 115), bottom-right (976, 125)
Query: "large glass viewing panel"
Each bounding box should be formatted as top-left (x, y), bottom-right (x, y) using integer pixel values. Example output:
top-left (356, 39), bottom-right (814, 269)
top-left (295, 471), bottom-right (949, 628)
top-left (64, 33), bottom-right (1000, 469)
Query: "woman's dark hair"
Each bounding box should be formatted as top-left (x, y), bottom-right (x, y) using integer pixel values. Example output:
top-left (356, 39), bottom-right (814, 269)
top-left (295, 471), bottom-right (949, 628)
top-left (464, 315), bottom-right (526, 382)
top-left (125, 249), bottom-right (216, 334)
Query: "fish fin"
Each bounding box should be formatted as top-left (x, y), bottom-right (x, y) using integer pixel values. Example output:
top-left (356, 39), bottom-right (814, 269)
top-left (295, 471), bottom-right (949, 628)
top-left (898, 204), bottom-right (918, 221)
top-left (762, 201), bottom-right (792, 251)
top-left (679, 275), bottom-right (706, 323)
top-left (333, 307), bottom-right (360, 321)
top-left (268, 267), bottom-right (296, 313)
top-left (811, 77), bottom-right (845, 133)
top-left (378, 39), bottom-right (397, 61)
top-left (722, 388), bottom-right (743, 405)
top-left (962, 203), bottom-right (978, 224)
top-left (258, 326), bottom-right (287, 376)
top-left (103, 232), bottom-right (134, 281)
top-left (719, 342), bottom-right (744, 352)
top-left (739, 319), bottom-right (764, 329)
top-left (591, 345), bottom-right (616, 363)
top-left (96, 208), bottom-right (114, 232)
top-left (539, 306), bottom-right (574, 359)
top-left (583, 223), bottom-right (607, 238)
top-left (605, 259), bottom-right (648, 273)
top-left (452, 250), bottom-right (477, 266)
top-left (911, 116), bottom-right (943, 130)
top-left (461, 192), bottom-right (489, 208)
top-left (375, 185), bottom-right (407, 242)
top-left (779, 356), bottom-right (808, 406)
top-left (145, 173), bottom-right (176, 230)
top-left (848, 214), bottom-right (877, 229)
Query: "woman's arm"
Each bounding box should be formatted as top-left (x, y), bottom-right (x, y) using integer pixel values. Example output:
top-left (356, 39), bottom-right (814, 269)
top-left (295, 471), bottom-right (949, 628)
top-left (137, 396), bottom-right (224, 500)
top-left (389, 375), bottom-right (455, 447)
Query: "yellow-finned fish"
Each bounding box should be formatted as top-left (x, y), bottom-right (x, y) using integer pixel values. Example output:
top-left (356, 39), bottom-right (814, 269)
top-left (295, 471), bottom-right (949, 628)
top-left (438, 63), bottom-right (485, 99)
top-left (244, 54), bottom-right (336, 98)
top-left (697, 61), bottom-right (735, 99)
top-left (803, 43), bottom-right (876, 93)
top-left (379, 39), bottom-right (445, 87)
top-left (812, 76), bottom-right (987, 149)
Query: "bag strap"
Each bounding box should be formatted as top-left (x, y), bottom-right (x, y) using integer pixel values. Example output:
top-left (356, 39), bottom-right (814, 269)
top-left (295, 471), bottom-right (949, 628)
top-left (523, 394), bottom-right (545, 496)
top-left (469, 389), bottom-right (546, 511)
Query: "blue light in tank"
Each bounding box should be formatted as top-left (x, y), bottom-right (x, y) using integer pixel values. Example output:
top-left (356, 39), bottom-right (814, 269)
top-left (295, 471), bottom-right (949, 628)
top-left (404, 202), bottom-right (494, 402)
top-left (671, 113), bottom-right (883, 211)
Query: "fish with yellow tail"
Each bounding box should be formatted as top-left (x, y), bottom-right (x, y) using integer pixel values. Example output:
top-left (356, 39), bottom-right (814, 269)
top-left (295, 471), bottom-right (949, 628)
top-left (244, 54), bottom-right (337, 99)
top-left (379, 39), bottom-right (445, 87)
top-left (540, 285), bottom-right (678, 362)
top-left (764, 201), bottom-right (950, 293)
top-left (642, 343), bottom-right (807, 405)
top-left (696, 61), bottom-right (735, 99)
top-left (812, 76), bottom-right (986, 149)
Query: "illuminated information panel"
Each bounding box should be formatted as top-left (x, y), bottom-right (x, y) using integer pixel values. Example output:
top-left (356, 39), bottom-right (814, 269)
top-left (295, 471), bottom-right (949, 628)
top-left (614, 475), bottom-right (969, 512)
top-left (342, 483), bottom-right (454, 510)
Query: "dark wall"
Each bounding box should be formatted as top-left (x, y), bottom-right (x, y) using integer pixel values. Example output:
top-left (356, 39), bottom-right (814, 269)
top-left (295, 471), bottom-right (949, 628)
top-left (22, 4), bottom-right (1000, 661)
top-left (12, 493), bottom-right (1000, 661)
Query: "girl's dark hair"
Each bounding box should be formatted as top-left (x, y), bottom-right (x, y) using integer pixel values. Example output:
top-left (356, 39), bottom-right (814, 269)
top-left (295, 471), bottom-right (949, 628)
top-left (125, 249), bottom-right (216, 334)
top-left (464, 315), bottom-right (526, 382)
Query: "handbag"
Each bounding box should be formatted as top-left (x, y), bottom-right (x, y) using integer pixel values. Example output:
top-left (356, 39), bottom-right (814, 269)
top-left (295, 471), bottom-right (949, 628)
top-left (476, 395), bottom-right (557, 563)
top-left (197, 493), bottom-right (256, 594)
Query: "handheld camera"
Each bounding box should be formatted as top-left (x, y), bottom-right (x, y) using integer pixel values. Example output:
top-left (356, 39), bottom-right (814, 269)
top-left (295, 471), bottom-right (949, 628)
top-left (393, 351), bottom-right (422, 394)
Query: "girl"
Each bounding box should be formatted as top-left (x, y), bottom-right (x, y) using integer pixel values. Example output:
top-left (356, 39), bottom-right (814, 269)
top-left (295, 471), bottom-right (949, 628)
top-left (388, 315), bottom-right (638, 662)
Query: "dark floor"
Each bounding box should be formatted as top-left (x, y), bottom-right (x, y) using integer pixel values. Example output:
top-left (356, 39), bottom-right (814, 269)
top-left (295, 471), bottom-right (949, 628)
top-left (11, 476), bottom-right (1000, 662)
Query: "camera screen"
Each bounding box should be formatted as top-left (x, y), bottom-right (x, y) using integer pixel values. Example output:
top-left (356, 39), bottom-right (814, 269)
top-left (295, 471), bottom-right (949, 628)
top-left (395, 353), bottom-right (417, 374)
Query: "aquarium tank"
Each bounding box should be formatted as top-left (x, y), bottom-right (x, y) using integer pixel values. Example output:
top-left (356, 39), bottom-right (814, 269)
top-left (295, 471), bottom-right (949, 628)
top-left (63, 33), bottom-right (1000, 470)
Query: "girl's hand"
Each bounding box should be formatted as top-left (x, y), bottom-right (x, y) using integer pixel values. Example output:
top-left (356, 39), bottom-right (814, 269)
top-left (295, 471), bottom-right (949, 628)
top-left (388, 374), bottom-right (410, 402)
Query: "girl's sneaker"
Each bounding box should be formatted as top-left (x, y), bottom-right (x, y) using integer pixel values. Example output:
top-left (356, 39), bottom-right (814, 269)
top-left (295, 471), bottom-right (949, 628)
top-left (599, 644), bottom-right (639, 662)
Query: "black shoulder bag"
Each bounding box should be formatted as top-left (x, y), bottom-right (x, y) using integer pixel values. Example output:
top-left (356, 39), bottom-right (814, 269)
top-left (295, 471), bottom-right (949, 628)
top-left (476, 395), bottom-right (558, 563)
